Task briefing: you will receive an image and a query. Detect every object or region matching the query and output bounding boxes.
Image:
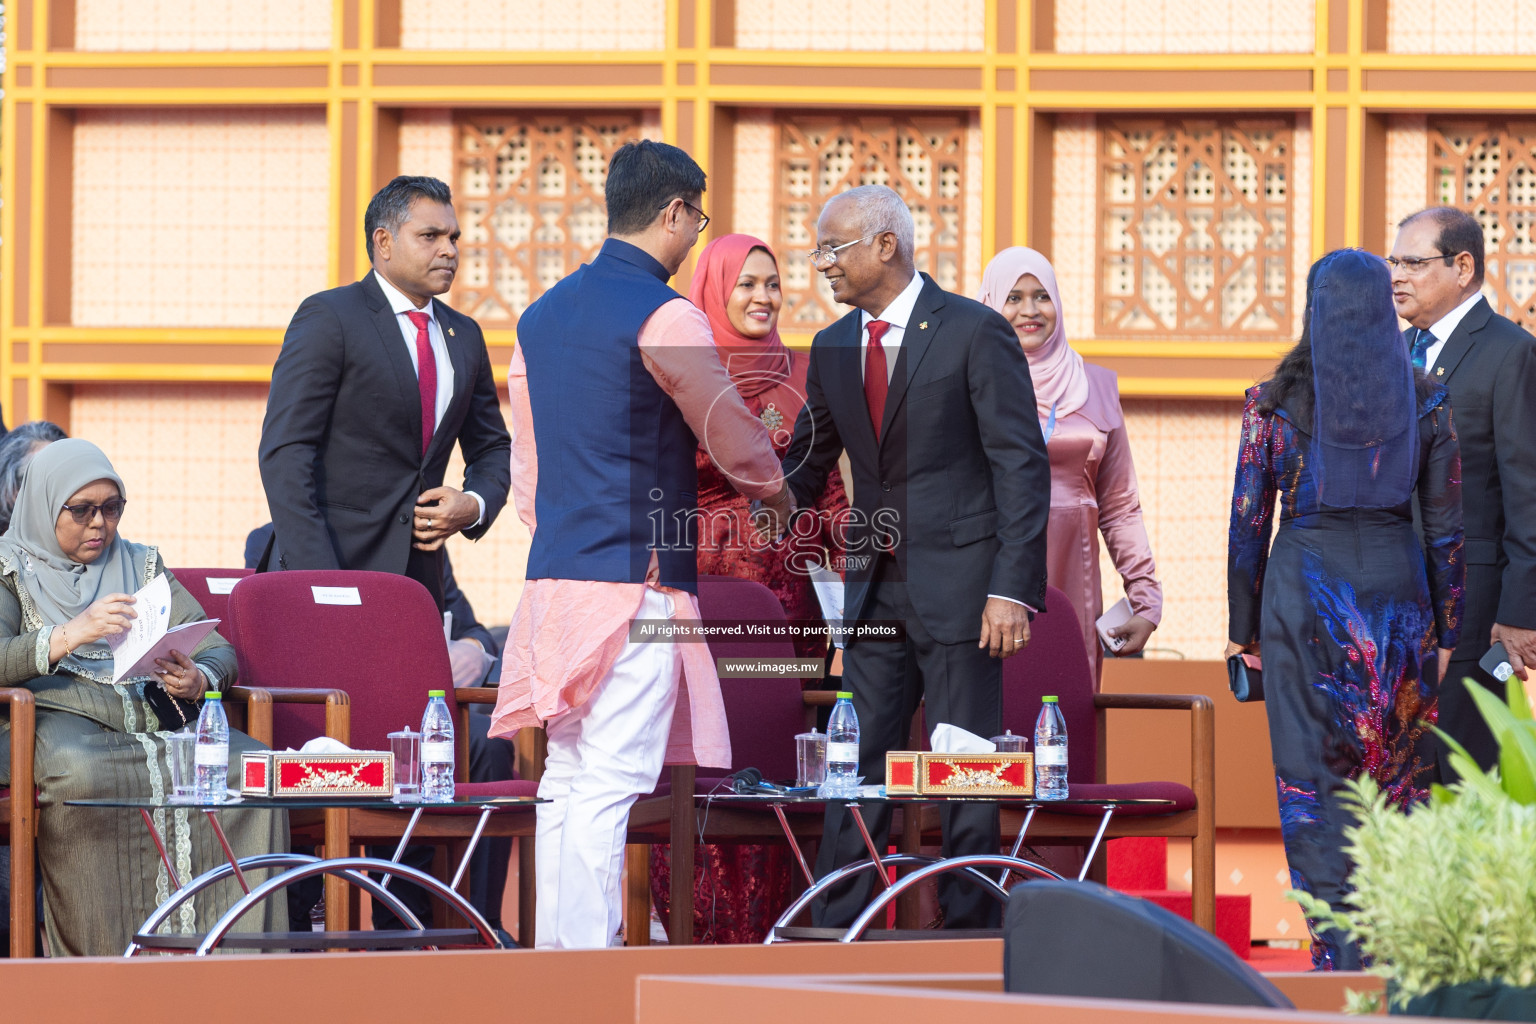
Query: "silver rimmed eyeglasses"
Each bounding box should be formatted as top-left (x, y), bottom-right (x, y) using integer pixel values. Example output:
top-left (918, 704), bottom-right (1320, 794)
top-left (1385, 252), bottom-right (1459, 275)
top-left (808, 235), bottom-right (874, 268)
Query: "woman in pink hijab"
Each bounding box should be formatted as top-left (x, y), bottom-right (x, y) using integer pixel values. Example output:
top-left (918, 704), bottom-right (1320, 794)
top-left (651, 233), bottom-right (849, 943)
top-left (979, 247), bottom-right (1162, 685)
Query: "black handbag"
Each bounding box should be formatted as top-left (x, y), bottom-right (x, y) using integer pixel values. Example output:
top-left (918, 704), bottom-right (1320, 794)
top-left (144, 679), bottom-right (202, 730)
top-left (1226, 653), bottom-right (1264, 702)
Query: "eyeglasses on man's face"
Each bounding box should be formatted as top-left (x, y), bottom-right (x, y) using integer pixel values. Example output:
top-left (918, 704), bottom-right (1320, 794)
top-left (807, 234), bottom-right (875, 269)
top-left (1385, 252), bottom-right (1460, 275)
top-left (660, 199), bottom-right (709, 233)
top-left (60, 498), bottom-right (127, 525)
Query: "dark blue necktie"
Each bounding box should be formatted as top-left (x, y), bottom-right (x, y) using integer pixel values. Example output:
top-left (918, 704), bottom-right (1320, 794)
top-left (1411, 327), bottom-right (1436, 371)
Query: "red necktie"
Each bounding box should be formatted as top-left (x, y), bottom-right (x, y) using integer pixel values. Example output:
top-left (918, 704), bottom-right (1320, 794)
top-left (864, 319), bottom-right (891, 439)
top-left (406, 310), bottom-right (436, 455)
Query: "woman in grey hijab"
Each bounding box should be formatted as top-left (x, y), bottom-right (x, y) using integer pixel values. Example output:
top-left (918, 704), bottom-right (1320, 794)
top-left (0, 438), bottom-right (286, 955)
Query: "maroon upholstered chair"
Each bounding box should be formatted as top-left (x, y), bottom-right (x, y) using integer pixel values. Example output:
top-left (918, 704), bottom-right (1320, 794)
top-left (166, 567), bottom-right (252, 623)
top-left (624, 575), bottom-right (832, 945)
top-left (226, 570), bottom-right (537, 938)
top-left (923, 585), bottom-right (1215, 932)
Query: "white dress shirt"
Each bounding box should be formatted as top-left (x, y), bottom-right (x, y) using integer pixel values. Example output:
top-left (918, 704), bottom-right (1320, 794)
top-left (372, 270), bottom-right (483, 525)
top-left (858, 271), bottom-right (925, 384)
top-left (1421, 290), bottom-right (1485, 371)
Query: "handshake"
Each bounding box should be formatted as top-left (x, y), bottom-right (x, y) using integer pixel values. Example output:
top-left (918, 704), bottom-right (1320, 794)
top-left (748, 483), bottom-right (798, 543)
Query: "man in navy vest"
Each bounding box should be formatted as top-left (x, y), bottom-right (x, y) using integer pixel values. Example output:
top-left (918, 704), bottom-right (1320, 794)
top-left (493, 141), bottom-right (794, 948)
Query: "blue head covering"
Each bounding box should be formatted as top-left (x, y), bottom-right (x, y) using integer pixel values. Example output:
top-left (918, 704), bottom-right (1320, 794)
top-left (1309, 249), bottom-right (1419, 509)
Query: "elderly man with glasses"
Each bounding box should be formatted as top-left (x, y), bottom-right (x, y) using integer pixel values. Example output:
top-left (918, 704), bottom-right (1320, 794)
top-left (1388, 206), bottom-right (1536, 777)
top-left (766, 184), bottom-right (1051, 931)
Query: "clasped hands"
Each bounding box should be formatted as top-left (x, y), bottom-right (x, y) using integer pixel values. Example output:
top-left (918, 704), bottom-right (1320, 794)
top-left (58, 593), bottom-right (205, 699)
top-left (748, 484), bottom-right (798, 543)
top-left (412, 486), bottom-right (480, 551)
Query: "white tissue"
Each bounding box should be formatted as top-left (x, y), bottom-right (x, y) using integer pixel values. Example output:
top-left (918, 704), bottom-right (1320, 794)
top-left (292, 736), bottom-right (357, 754)
top-left (929, 723), bottom-right (997, 754)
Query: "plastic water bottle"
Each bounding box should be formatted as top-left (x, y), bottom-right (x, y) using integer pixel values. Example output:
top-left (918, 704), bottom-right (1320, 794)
top-left (193, 691), bottom-right (229, 803)
top-left (420, 690), bottom-right (455, 803)
top-left (1034, 695), bottom-right (1068, 800)
top-left (823, 691), bottom-right (860, 798)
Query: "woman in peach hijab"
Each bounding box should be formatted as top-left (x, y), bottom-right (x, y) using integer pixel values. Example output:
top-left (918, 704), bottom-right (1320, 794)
top-left (979, 247), bottom-right (1162, 685)
top-left (650, 233), bottom-right (849, 943)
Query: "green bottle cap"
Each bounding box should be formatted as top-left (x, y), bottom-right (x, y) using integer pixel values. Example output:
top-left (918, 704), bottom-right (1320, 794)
top-left (205, 691), bottom-right (222, 700)
top-left (1042, 695), bottom-right (1058, 703)
top-left (836, 691), bottom-right (853, 700)
top-left (428, 690), bottom-right (445, 698)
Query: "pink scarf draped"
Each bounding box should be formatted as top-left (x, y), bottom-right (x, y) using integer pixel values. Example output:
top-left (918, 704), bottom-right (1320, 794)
top-left (689, 234), bottom-right (796, 406)
top-left (977, 246), bottom-right (1090, 424)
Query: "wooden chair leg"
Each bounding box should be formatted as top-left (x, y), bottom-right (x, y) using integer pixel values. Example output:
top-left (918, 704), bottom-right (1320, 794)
top-left (1191, 832), bottom-right (1216, 933)
top-left (667, 764), bottom-right (695, 945)
top-left (624, 843), bottom-right (651, 946)
top-left (895, 809), bottom-right (921, 930)
top-left (518, 835), bottom-right (536, 948)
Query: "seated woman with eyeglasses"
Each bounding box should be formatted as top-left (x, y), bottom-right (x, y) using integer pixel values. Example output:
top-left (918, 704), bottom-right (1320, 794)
top-left (0, 439), bottom-right (286, 955)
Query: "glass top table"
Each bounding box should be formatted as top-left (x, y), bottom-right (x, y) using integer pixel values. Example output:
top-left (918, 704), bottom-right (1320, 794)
top-left (66, 794), bottom-right (544, 955)
top-left (691, 790), bottom-right (1177, 943)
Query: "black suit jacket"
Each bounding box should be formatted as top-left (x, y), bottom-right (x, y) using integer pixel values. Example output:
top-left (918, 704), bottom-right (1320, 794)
top-left (1432, 297), bottom-right (1536, 645)
top-left (782, 274), bottom-right (1051, 644)
top-left (257, 274), bottom-right (511, 591)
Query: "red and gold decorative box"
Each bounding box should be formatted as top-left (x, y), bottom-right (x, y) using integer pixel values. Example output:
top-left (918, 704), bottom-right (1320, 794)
top-left (241, 751), bottom-right (393, 798)
top-left (885, 751), bottom-right (921, 794)
top-left (919, 753), bottom-right (1033, 796)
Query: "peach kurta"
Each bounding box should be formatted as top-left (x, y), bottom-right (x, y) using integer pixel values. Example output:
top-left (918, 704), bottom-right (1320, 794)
top-left (490, 298), bottom-right (786, 769)
top-left (1046, 363), bottom-right (1163, 682)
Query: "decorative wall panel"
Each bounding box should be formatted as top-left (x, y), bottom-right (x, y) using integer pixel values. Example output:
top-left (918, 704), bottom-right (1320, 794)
top-left (735, 0), bottom-right (984, 51)
top-left (1097, 118), bottom-right (1296, 340)
top-left (449, 112), bottom-right (653, 326)
top-left (72, 108), bottom-right (330, 328)
top-left (1389, 0), bottom-right (1536, 54)
top-left (400, 0), bottom-right (666, 50)
top-left (1055, 0), bottom-right (1314, 53)
top-left (773, 113), bottom-right (970, 331)
top-left (74, 0), bottom-right (331, 50)
top-left (1428, 119), bottom-right (1536, 327)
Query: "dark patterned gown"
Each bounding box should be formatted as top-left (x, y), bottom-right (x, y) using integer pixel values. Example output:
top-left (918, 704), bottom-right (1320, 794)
top-left (1228, 382), bottom-right (1464, 970)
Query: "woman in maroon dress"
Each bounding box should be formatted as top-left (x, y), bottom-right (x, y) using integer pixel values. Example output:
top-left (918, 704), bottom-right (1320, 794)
top-left (650, 234), bottom-right (850, 942)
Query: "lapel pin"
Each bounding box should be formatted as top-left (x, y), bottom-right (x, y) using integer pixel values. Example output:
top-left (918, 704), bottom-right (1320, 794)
top-left (1435, 366), bottom-right (1444, 376)
top-left (448, 327), bottom-right (455, 337)
top-left (919, 321), bottom-right (928, 330)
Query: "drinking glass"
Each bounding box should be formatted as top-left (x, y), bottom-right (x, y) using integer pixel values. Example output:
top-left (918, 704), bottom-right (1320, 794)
top-left (388, 728), bottom-right (421, 802)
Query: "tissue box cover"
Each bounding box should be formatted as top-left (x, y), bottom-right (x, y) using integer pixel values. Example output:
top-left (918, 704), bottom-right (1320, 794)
top-left (885, 752), bottom-right (921, 794)
top-left (919, 753), bottom-right (1034, 797)
top-left (241, 751), bottom-right (393, 797)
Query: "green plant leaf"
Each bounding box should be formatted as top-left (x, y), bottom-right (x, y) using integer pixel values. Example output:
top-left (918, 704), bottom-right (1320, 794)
top-left (1430, 782), bottom-right (1457, 805)
top-left (1499, 723), bottom-right (1536, 804)
top-left (1508, 675), bottom-right (1532, 721)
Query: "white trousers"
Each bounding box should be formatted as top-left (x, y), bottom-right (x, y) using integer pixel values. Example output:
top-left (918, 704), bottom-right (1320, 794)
top-left (535, 588), bottom-right (680, 949)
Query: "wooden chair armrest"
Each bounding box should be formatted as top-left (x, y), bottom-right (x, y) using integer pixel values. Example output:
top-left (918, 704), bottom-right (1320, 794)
top-left (227, 686), bottom-right (351, 747)
top-left (1, 688), bottom-right (37, 957)
top-left (803, 689), bottom-right (840, 707)
top-left (454, 686), bottom-right (497, 704)
top-left (0, 687), bottom-right (36, 795)
top-left (1093, 692), bottom-right (1213, 712)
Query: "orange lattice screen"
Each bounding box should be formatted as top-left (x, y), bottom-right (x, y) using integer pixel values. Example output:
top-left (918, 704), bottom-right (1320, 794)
top-left (773, 113), bottom-right (967, 331)
top-left (451, 112), bottom-right (647, 327)
top-left (1097, 117), bottom-right (1295, 340)
top-left (1429, 120), bottom-right (1536, 329)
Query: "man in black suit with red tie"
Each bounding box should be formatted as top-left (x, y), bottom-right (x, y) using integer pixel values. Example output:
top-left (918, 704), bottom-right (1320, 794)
top-left (774, 185), bottom-right (1051, 930)
top-left (257, 176), bottom-right (510, 610)
top-left (1390, 206), bottom-right (1536, 775)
